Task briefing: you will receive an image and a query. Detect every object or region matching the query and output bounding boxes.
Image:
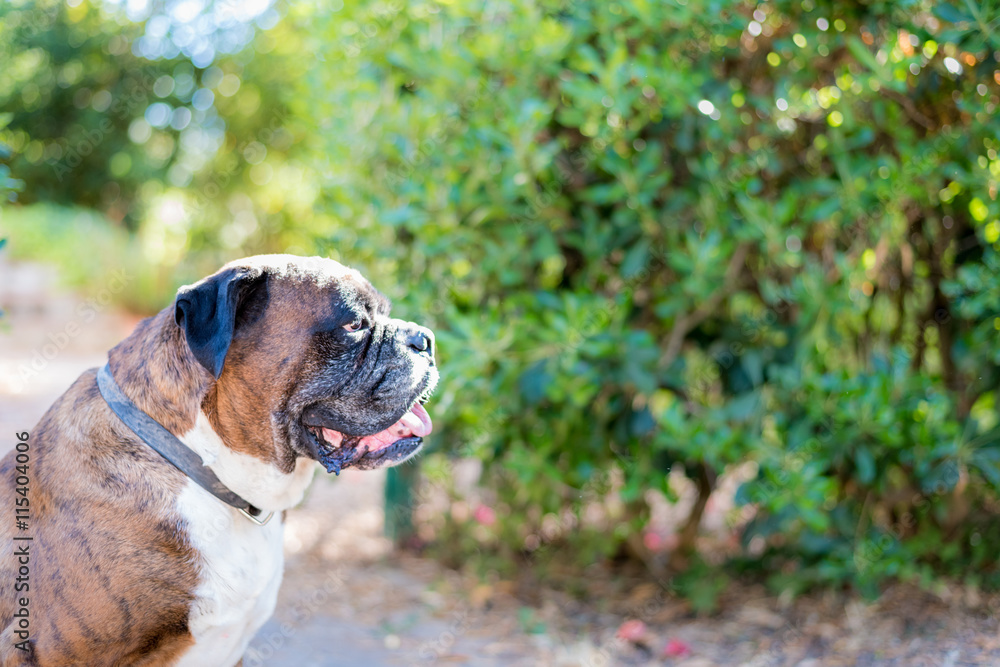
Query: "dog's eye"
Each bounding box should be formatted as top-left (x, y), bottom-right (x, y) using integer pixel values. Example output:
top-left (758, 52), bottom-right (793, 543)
top-left (343, 317), bottom-right (367, 332)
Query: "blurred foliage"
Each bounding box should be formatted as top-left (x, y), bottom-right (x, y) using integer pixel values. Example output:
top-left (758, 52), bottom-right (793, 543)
top-left (0, 204), bottom-right (162, 310)
top-left (1, 0), bottom-right (178, 213)
top-left (294, 0), bottom-right (1000, 598)
top-left (2, 0), bottom-right (1000, 602)
top-left (0, 0), bottom-right (304, 305)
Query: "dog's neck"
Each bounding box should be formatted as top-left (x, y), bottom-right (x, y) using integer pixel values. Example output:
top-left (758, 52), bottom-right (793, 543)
top-left (108, 308), bottom-right (211, 435)
top-left (107, 308), bottom-right (317, 513)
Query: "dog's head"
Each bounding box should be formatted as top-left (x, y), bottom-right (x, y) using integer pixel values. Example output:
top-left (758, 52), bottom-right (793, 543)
top-left (173, 254), bottom-right (438, 474)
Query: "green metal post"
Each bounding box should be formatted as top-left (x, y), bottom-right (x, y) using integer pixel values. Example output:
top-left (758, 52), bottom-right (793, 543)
top-left (384, 463), bottom-right (418, 546)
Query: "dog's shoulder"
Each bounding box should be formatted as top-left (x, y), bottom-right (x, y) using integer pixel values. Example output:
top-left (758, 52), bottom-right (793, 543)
top-left (0, 369), bottom-right (200, 666)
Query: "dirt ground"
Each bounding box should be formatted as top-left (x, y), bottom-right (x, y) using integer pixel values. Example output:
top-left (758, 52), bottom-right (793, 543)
top-left (2, 256), bottom-right (1000, 666)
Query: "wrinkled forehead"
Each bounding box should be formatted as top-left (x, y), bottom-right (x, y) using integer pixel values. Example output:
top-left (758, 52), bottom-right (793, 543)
top-left (327, 271), bottom-right (392, 318)
top-left (232, 254), bottom-right (391, 320)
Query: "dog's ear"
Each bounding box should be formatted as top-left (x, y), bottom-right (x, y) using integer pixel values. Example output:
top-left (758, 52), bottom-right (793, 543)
top-left (174, 266), bottom-right (269, 378)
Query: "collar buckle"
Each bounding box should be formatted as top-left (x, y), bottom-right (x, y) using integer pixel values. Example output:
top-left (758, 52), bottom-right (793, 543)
top-left (239, 507), bottom-right (275, 526)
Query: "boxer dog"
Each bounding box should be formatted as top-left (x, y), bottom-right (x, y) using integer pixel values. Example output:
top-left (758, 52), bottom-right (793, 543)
top-left (0, 255), bottom-right (438, 666)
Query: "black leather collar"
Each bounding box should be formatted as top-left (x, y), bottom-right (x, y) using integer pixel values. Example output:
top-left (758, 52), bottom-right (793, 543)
top-left (96, 363), bottom-right (273, 525)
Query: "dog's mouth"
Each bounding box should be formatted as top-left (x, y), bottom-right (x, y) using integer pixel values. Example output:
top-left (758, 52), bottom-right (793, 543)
top-left (302, 402), bottom-right (433, 474)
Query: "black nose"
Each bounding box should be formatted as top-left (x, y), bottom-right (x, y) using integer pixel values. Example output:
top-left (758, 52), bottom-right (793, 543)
top-left (405, 326), bottom-right (434, 356)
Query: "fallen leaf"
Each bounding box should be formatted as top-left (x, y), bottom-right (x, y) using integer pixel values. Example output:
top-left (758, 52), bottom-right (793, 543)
top-left (616, 619), bottom-right (647, 642)
top-left (663, 637), bottom-right (692, 658)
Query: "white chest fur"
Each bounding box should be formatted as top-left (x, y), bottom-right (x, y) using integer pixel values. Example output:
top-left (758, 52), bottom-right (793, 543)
top-left (174, 482), bottom-right (285, 667)
top-left (174, 413), bottom-right (318, 667)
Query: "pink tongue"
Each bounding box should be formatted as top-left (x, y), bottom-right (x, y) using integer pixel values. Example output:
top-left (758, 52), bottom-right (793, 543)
top-left (400, 403), bottom-right (433, 437)
top-left (320, 404), bottom-right (433, 454)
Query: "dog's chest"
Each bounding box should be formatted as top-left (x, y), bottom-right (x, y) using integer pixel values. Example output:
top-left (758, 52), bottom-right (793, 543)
top-left (174, 481), bottom-right (285, 667)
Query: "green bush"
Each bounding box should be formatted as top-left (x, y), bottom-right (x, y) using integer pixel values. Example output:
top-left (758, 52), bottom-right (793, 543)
top-left (295, 0), bottom-right (1000, 595)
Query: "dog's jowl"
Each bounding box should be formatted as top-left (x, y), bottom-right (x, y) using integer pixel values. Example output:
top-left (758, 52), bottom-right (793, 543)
top-left (0, 255), bottom-right (438, 667)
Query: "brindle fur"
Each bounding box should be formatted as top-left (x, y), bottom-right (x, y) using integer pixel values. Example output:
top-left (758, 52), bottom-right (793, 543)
top-left (0, 311), bottom-right (205, 666)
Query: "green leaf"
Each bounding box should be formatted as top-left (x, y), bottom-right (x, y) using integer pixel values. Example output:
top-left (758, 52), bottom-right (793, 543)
top-left (621, 239), bottom-right (650, 279)
top-left (855, 447), bottom-right (876, 485)
top-left (971, 449), bottom-right (1000, 488)
top-left (932, 3), bottom-right (973, 24)
top-left (518, 360), bottom-right (552, 405)
top-left (846, 36), bottom-right (887, 80)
